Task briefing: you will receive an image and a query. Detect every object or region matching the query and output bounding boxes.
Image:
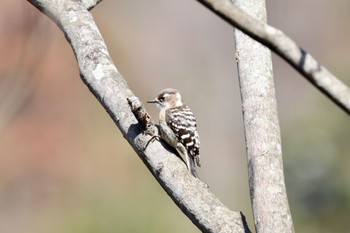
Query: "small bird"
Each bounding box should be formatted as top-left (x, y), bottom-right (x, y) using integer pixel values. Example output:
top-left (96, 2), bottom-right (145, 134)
top-left (147, 88), bottom-right (201, 177)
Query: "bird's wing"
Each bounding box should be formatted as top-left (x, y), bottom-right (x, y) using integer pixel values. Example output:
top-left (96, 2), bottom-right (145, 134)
top-left (165, 105), bottom-right (200, 159)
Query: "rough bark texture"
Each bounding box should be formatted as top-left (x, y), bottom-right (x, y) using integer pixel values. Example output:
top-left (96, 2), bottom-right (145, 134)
top-left (27, 0), bottom-right (251, 232)
top-left (196, 0), bottom-right (350, 115)
top-left (233, 0), bottom-right (294, 232)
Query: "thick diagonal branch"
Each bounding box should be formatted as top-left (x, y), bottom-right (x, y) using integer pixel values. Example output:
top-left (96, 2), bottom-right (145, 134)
top-left (27, 0), bottom-right (251, 232)
top-left (197, 0), bottom-right (350, 115)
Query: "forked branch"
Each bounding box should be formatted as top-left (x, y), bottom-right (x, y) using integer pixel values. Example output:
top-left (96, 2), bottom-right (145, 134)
top-left (27, 0), bottom-right (251, 232)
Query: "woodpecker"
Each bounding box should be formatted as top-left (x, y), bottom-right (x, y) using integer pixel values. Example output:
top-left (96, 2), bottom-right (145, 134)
top-left (147, 88), bottom-right (201, 177)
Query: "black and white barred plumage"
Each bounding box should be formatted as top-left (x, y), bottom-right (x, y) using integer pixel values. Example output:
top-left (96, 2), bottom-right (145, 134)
top-left (166, 106), bottom-right (200, 165)
top-left (147, 88), bottom-right (201, 177)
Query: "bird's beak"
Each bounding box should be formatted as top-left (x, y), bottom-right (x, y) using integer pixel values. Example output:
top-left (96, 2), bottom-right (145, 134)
top-left (147, 99), bottom-right (158, 104)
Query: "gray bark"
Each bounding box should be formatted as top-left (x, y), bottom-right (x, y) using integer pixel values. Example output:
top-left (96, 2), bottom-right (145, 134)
top-left (233, 0), bottom-right (294, 232)
top-left (27, 0), bottom-right (251, 232)
top-left (196, 0), bottom-right (350, 115)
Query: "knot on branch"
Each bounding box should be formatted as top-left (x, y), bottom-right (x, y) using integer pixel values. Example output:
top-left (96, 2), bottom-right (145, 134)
top-left (127, 96), bottom-right (152, 128)
top-left (127, 96), bottom-right (160, 150)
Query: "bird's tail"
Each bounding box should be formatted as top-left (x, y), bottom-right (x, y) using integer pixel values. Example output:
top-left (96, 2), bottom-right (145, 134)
top-left (189, 158), bottom-right (198, 178)
top-left (189, 155), bottom-right (201, 178)
top-left (195, 155), bottom-right (201, 167)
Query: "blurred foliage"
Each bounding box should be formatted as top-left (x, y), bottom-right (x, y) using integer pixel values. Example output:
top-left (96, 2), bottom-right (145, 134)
top-left (283, 97), bottom-right (350, 233)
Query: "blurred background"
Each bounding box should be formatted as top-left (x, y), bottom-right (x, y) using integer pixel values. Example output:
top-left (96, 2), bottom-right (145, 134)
top-left (0, 0), bottom-right (349, 232)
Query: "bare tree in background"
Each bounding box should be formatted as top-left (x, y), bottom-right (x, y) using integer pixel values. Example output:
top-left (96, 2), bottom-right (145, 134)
top-left (26, 0), bottom-right (350, 232)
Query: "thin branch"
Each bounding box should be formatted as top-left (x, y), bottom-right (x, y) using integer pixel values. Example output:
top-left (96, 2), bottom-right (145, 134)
top-left (82, 0), bottom-right (103, 10)
top-left (233, 0), bottom-right (294, 232)
top-left (27, 0), bottom-right (251, 232)
top-left (196, 0), bottom-right (350, 115)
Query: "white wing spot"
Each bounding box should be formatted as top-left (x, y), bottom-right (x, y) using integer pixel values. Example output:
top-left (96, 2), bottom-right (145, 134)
top-left (181, 133), bottom-right (191, 139)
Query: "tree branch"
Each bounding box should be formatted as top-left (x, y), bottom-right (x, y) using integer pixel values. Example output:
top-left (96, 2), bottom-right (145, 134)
top-left (233, 0), bottom-right (294, 232)
top-left (27, 0), bottom-right (251, 232)
top-left (196, 0), bottom-right (350, 115)
top-left (82, 0), bottom-right (103, 10)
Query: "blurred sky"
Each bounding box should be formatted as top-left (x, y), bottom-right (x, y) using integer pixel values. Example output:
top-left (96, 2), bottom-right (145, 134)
top-left (0, 1), bottom-right (349, 233)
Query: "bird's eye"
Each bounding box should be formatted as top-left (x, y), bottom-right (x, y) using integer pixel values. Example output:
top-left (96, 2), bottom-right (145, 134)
top-left (159, 97), bottom-right (165, 102)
